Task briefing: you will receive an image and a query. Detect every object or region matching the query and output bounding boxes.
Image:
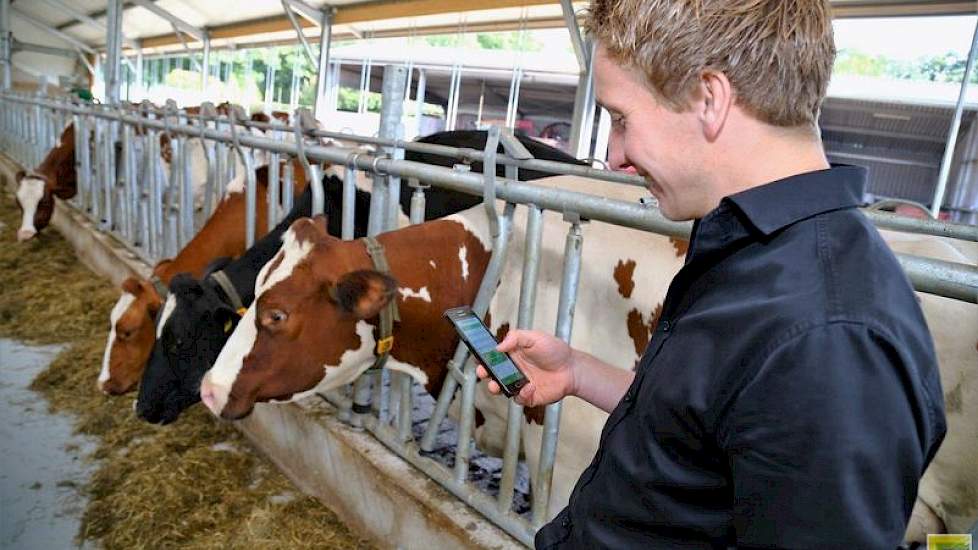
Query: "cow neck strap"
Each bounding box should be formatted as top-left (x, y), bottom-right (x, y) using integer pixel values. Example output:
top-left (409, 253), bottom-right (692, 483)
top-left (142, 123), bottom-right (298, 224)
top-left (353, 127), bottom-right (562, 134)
top-left (149, 275), bottom-right (169, 301)
top-left (209, 270), bottom-right (247, 317)
top-left (363, 236), bottom-right (400, 370)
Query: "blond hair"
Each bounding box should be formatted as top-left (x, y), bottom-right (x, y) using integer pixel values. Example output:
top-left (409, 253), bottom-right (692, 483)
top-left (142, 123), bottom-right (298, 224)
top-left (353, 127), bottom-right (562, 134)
top-left (584, 0), bottom-right (835, 127)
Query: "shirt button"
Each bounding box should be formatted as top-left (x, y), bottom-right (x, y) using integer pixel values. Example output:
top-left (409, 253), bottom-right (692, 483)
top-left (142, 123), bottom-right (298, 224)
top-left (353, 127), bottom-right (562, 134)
top-left (561, 516), bottom-right (571, 528)
top-left (624, 391), bottom-right (634, 402)
top-left (661, 320), bottom-right (671, 332)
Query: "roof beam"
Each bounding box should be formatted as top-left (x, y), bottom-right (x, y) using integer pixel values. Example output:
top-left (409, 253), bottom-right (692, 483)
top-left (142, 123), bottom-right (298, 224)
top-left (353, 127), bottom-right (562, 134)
top-left (282, 0), bottom-right (326, 26)
top-left (11, 7), bottom-right (95, 54)
top-left (33, 0), bottom-right (140, 49)
top-left (137, 14), bottom-right (568, 51)
top-left (128, 0), bottom-right (206, 42)
top-left (135, 0), bottom-right (556, 50)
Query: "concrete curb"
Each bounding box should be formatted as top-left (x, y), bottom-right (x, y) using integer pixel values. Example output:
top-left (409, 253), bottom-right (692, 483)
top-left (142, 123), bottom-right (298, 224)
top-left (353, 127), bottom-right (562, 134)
top-left (0, 152), bottom-right (524, 550)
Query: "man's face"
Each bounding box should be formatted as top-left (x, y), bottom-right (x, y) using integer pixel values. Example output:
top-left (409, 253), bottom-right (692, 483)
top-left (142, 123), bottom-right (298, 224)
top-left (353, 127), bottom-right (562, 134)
top-left (594, 45), bottom-right (716, 221)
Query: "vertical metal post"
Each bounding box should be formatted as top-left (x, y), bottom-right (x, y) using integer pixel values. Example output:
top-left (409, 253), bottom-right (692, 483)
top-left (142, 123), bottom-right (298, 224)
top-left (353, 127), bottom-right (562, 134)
top-left (313, 8), bottom-right (334, 120)
top-left (136, 50), bottom-right (144, 93)
top-left (592, 107), bottom-right (612, 165)
top-left (932, 18), bottom-right (978, 218)
top-left (569, 41), bottom-right (597, 159)
top-left (505, 68), bottom-right (523, 129)
top-left (201, 38), bottom-right (210, 92)
top-left (104, 0), bottom-right (123, 105)
top-left (353, 64), bottom-right (408, 428)
top-left (413, 68), bottom-right (426, 138)
top-left (497, 204), bottom-right (544, 512)
top-left (0, 0), bottom-right (11, 89)
top-left (532, 217), bottom-right (584, 527)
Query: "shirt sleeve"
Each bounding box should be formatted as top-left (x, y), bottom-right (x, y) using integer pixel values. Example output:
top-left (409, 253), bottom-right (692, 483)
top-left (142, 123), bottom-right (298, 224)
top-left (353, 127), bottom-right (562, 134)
top-left (717, 321), bottom-right (938, 549)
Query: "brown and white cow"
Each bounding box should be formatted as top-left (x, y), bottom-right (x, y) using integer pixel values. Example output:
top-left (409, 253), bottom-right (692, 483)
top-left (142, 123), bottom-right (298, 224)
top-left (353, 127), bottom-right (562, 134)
top-left (98, 161), bottom-right (307, 394)
top-left (14, 122), bottom-right (78, 241)
top-left (198, 213), bottom-right (491, 419)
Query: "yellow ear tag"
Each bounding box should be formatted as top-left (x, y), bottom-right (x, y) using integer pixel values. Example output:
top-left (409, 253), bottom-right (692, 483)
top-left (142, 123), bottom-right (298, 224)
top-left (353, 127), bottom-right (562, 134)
top-left (376, 336), bottom-right (394, 355)
top-left (223, 319), bottom-right (233, 334)
top-left (237, 307), bottom-right (247, 317)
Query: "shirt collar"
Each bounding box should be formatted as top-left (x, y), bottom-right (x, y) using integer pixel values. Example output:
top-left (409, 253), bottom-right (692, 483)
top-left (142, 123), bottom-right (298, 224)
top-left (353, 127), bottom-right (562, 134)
top-left (723, 165), bottom-right (867, 236)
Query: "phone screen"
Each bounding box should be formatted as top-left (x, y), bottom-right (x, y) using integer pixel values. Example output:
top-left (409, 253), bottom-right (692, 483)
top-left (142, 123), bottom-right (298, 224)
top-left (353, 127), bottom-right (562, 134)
top-left (445, 307), bottom-right (527, 395)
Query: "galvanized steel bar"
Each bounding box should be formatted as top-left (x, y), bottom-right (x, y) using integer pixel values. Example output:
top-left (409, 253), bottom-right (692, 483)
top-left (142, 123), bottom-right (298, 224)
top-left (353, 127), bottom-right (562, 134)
top-left (342, 159), bottom-right (358, 240)
top-left (282, 0), bottom-right (317, 68)
top-left (268, 150), bottom-right (281, 230)
top-left (498, 204), bottom-right (544, 512)
top-left (313, 8), bottom-right (334, 120)
top-left (283, 158), bottom-right (295, 214)
top-left (933, 18), bottom-right (978, 218)
top-left (559, 0), bottom-right (588, 71)
top-left (362, 417), bottom-right (535, 547)
top-left (569, 41), bottom-right (597, 160)
top-left (453, 202), bottom-right (516, 484)
top-left (532, 218), bottom-right (583, 527)
top-left (104, 0), bottom-right (123, 105)
top-left (0, 0), bottom-right (11, 89)
top-left (14, 96), bottom-right (976, 303)
top-left (865, 209), bottom-right (977, 242)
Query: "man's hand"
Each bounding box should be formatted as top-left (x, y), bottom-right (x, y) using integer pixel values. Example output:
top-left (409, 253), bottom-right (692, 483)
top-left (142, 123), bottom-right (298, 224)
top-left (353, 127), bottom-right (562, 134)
top-left (475, 329), bottom-right (636, 414)
top-left (475, 329), bottom-right (577, 408)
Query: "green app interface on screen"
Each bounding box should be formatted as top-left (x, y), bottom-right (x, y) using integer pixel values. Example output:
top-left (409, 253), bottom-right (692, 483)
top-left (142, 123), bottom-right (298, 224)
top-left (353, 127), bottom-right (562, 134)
top-left (458, 318), bottom-right (523, 386)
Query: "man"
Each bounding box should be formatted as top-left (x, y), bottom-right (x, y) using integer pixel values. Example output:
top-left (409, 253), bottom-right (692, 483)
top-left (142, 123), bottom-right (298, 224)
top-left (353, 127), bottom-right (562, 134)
top-left (477, 1), bottom-right (946, 548)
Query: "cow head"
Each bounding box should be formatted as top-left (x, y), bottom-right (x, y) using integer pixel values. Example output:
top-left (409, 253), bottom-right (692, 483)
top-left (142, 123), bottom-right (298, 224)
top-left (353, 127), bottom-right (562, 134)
top-left (14, 170), bottom-right (55, 241)
top-left (200, 217), bottom-right (396, 420)
top-left (98, 277), bottom-right (163, 395)
top-left (135, 273), bottom-right (240, 424)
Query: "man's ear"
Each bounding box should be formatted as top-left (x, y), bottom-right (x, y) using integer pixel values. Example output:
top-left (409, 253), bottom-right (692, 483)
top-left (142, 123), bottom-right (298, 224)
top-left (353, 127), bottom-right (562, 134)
top-left (328, 270), bottom-right (397, 320)
top-left (697, 69), bottom-right (734, 143)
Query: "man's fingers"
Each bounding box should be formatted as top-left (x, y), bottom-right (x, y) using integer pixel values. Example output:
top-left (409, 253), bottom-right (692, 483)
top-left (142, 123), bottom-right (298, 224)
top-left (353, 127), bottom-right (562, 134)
top-left (497, 329), bottom-right (537, 353)
top-left (487, 380), bottom-right (501, 395)
top-left (476, 365), bottom-right (488, 380)
top-left (515, 383), bottom-right (534, 407)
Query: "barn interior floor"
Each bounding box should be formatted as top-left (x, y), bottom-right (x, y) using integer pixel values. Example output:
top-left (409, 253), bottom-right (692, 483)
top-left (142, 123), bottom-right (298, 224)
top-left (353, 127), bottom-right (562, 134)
top-left (0, 338), bottom-right (97, 550)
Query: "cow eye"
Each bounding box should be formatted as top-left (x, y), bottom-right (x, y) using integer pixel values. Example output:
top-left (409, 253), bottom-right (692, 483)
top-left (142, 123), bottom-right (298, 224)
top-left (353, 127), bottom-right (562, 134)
top-left (261, 309), bottom-right (288, 328)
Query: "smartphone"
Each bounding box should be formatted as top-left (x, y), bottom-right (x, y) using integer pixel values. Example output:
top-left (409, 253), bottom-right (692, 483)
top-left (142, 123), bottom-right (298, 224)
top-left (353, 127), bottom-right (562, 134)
top-left (444, 306), bottom-right (528, 398)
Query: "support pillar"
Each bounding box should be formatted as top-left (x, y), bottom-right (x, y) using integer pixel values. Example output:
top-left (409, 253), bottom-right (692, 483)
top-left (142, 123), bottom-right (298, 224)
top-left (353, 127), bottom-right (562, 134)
top-left (104, 0), bottom-right (123, 105)
top-left (313, 8), bottom-right (334, 120)
top-left (932, 17), bottom-right (978, 218)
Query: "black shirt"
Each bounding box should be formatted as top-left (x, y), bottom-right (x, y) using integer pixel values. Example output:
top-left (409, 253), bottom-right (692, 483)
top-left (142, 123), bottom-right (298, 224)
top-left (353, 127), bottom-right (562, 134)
top-left (535, 166), bottom-right (947, 549)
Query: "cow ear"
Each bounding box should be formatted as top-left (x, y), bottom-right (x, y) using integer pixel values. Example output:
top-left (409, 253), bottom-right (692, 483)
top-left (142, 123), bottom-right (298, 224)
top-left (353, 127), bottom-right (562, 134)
top-left (213, 305), bottom-right (239, 335)
top-left (15, 169), bottom-right (25, 182)
top-left (328, 270), bottom-right (396, 320)
top-left (121, 276), bottom-right (144, 296)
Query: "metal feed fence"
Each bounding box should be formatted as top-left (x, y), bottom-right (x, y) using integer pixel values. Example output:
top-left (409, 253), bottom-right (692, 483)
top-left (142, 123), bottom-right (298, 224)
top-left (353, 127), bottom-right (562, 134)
top-left (1, 69), bottom-right (977, 546)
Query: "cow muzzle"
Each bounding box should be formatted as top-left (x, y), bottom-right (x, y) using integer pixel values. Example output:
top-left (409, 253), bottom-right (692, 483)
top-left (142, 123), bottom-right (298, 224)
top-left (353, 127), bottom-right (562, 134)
top-left (17, 227), bottom-right (37, 242)
top-left (199, 374), bottom-right (228, 417)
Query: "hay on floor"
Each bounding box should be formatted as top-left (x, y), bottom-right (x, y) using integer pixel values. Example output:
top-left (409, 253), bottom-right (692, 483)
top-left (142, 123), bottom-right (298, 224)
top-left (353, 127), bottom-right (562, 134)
top-left (0, 187), bottom-right (373, 550)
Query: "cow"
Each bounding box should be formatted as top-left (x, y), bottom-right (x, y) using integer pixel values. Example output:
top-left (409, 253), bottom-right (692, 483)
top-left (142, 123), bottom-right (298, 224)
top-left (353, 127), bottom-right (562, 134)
top-left (135, 175), bottom-right (374, 424)
top-left (195, 171), bottom-right (977, 541)
top-left (14, 122), bottom-right (78, 241)
top-left (198, 212), bottom-right (491, 420)
top-left (98, 161), bottom-right (307, 395)
top-left (133, 130), bottom-right (585, 422)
